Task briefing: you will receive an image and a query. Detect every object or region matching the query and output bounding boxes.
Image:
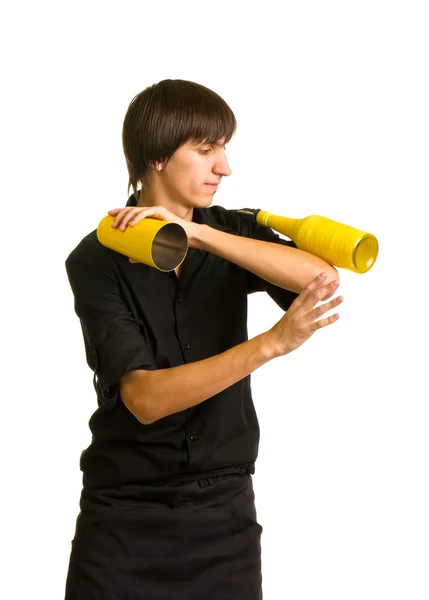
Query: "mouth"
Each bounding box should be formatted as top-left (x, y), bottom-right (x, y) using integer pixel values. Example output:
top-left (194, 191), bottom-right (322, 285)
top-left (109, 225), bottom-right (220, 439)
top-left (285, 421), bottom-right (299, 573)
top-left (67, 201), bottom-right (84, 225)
top-left (204, 183), bottom-right (220, 190)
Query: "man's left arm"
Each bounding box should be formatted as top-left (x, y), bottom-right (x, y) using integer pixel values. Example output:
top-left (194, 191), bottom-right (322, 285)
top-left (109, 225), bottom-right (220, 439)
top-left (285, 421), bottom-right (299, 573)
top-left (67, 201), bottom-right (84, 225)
top-left (107, 203), bottom-right (339, 294)
top-left (193, 224), bottom-right (339, 294)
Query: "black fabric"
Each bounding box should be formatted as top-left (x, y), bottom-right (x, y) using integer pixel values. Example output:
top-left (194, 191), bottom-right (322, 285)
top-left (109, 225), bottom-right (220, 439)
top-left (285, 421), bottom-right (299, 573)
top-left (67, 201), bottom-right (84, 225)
top-left (65, 198), bottom-right (298, 489)
top-left (65, 473), bottom-right (263, 600)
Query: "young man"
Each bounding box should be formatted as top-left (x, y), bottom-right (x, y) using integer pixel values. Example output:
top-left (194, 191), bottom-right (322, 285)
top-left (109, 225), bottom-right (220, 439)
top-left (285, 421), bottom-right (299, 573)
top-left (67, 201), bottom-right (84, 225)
top-left (64, 79), bottom-right (342, 600)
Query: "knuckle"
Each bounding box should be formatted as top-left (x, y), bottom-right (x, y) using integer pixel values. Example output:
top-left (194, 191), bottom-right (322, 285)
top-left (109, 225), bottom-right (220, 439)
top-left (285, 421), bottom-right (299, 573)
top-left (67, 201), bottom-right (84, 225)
top-left (312, 290), bottom-right (322, 303)
top-left (316, 305), bottom-right (324, 317)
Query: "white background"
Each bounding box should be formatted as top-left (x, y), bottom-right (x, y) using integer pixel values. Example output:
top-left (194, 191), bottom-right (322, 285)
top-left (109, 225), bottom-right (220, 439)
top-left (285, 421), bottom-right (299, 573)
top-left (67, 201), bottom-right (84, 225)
top-left (1, 1), bottom-right (428, 599)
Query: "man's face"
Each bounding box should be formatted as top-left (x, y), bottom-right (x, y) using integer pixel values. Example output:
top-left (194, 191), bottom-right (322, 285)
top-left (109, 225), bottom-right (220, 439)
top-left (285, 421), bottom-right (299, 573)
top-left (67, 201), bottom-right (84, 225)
top-left (159, 138), bottom-right (232, 208)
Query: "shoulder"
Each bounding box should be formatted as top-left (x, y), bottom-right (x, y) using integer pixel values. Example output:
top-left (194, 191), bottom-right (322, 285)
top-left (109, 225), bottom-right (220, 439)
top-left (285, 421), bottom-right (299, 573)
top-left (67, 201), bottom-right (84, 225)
top-left (65, 229), bottom-right (118, 280)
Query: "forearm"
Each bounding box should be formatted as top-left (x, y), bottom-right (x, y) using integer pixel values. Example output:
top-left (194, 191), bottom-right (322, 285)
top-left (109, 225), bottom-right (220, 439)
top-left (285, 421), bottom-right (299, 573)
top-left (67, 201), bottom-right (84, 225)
top-left (120, 331), bottom-right (278, 425)
top-left (192, 224), bottom-right (338, 293)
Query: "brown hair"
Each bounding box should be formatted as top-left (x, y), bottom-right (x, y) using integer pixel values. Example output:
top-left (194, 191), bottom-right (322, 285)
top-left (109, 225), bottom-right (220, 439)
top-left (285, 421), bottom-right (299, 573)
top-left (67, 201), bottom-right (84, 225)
top-left (122, 79), bottom-right (237, 197)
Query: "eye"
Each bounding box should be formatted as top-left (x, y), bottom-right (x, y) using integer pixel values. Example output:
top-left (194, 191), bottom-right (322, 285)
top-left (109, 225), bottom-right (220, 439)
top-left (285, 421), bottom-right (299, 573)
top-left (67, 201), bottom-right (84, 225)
top-left (199, 148), bottom-right (212, 155)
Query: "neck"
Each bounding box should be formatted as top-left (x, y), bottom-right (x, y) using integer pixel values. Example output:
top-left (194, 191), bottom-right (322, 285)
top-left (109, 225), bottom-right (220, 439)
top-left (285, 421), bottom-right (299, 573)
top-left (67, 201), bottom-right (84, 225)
top-left (137, 190), bottom-right (194, 222)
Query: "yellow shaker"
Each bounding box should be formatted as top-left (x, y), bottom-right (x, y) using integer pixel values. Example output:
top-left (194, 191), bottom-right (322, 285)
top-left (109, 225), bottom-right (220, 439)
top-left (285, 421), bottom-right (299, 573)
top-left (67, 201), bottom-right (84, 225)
top-left (238, 209), bottom-right (378, 274)
top-left (97, 215), bottom-right (188, 272)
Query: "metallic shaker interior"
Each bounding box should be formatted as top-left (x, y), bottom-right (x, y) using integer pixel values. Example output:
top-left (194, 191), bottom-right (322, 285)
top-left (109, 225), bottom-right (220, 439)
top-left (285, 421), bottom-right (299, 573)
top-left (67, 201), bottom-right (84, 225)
top-left (152, 223), bottom-right (188, 270)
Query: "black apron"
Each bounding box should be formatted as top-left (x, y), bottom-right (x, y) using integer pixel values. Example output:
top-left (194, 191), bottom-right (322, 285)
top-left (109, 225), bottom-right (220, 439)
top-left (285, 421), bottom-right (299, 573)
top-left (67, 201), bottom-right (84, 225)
top-left (64, 472), bottom-right (263, 600)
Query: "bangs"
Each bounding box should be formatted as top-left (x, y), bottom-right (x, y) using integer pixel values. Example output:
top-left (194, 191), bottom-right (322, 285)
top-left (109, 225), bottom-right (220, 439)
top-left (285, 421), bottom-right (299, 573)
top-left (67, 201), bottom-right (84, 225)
top-left (179, 94), bottom-right (236, 145)
top-left (157, 80), bottom-right (236, 150)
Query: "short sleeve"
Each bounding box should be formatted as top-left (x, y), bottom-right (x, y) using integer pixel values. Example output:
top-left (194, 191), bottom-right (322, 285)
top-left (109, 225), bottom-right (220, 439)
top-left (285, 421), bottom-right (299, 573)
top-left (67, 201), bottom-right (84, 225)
top-left (65, 239), bottom-right (156, 408)
top-left (239, 209), bottom-right (300, 312)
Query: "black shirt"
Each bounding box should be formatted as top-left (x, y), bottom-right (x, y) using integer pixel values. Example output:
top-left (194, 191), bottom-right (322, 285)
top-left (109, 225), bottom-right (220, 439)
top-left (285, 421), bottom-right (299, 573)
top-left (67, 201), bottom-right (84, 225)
top-left (65, 197), bottom-right (298, 491)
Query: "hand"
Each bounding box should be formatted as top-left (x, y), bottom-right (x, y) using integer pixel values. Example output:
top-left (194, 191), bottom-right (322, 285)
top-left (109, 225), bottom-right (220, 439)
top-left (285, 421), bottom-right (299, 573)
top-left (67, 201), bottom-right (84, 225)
top-left (107, 205), bottom-right (201, 261)
top-left (266, 272), bottom-right (343, 357)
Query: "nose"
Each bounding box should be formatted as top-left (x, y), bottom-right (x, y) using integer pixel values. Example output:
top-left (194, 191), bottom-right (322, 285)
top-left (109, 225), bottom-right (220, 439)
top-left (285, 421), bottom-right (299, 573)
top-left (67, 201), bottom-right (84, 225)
top-left (213, 150), bottom-right (232, 177)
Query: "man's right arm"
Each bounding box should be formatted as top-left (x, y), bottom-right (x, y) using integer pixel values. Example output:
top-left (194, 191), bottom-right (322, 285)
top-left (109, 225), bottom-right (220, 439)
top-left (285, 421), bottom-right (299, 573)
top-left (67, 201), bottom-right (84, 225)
top-left (119, 331), bottom-right (276, 425)
top-left (120, 273), bottom-right (342, 425)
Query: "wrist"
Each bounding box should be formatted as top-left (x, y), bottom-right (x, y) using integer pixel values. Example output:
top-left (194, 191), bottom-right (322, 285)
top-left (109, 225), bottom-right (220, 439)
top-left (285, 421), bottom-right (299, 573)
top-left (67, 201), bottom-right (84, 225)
top-left (188, 223), bottom-right (210, 250)
top-left (257, 331), bottom-right (282, 361)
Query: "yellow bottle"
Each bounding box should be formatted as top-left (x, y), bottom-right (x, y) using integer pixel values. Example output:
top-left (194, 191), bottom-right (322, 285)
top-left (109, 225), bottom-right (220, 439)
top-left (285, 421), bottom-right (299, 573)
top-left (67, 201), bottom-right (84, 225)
top-left (238, 209), bottom-right (378, 274)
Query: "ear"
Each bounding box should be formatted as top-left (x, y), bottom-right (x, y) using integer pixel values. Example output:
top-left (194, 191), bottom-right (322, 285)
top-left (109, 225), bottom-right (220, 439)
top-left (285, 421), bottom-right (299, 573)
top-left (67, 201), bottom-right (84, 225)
top-left (155, 162), bottom-right (163, 172)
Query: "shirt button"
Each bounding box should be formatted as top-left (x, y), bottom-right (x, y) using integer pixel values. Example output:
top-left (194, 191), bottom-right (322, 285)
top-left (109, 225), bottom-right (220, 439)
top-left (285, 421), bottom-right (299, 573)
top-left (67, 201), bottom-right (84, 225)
top-left (190, 434), bottom-right (199, 442)
top-left (184, 344), bottom-right (191, 350)
top-left (176, 296), bottom-right (183, 303)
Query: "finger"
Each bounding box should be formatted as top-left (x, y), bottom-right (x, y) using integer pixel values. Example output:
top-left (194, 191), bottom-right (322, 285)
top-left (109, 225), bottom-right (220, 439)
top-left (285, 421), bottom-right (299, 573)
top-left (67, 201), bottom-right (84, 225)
top-left (306, 278), bottom-right (340, 308)
top-left (293, 272), bottom-right (329, 307)
top-left (314, 311), bottom-right (341, 329)
top-left (129, 206), bottom-right (169, 225)
top-left (286, 273), bottom-right (329, 320)
top-left (311, 294), bottom-right (344, 321)
top-left (296, 274), bottom-right (339, 311)
top-left (128, 208), bottom-right (158, 226)
top-left (124, 207), bottom-right (164, 228)
top-left (295, 295), bottom-right (342, 331)
top-left (119, 207), bottom-right (144, 231)
top-left (119, 208), bottom-right (146, 230)
top-left (319, 283), bottom-right (340, 301)
top-left (110, 207), bottom-right (133, 228)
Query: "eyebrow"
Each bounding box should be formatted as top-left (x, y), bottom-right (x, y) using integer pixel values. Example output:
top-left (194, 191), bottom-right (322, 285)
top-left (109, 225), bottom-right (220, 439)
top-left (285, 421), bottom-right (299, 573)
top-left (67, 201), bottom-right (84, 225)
top-left (200, 140), bottom-right (226, 147)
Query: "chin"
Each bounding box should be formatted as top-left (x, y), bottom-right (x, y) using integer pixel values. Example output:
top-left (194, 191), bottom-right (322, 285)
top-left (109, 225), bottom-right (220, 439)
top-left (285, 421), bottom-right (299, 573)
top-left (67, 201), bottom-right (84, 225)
top-left (203, 197), bottom-right (215, 207)
top-left (195, 195), bottom-right (214, 207)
